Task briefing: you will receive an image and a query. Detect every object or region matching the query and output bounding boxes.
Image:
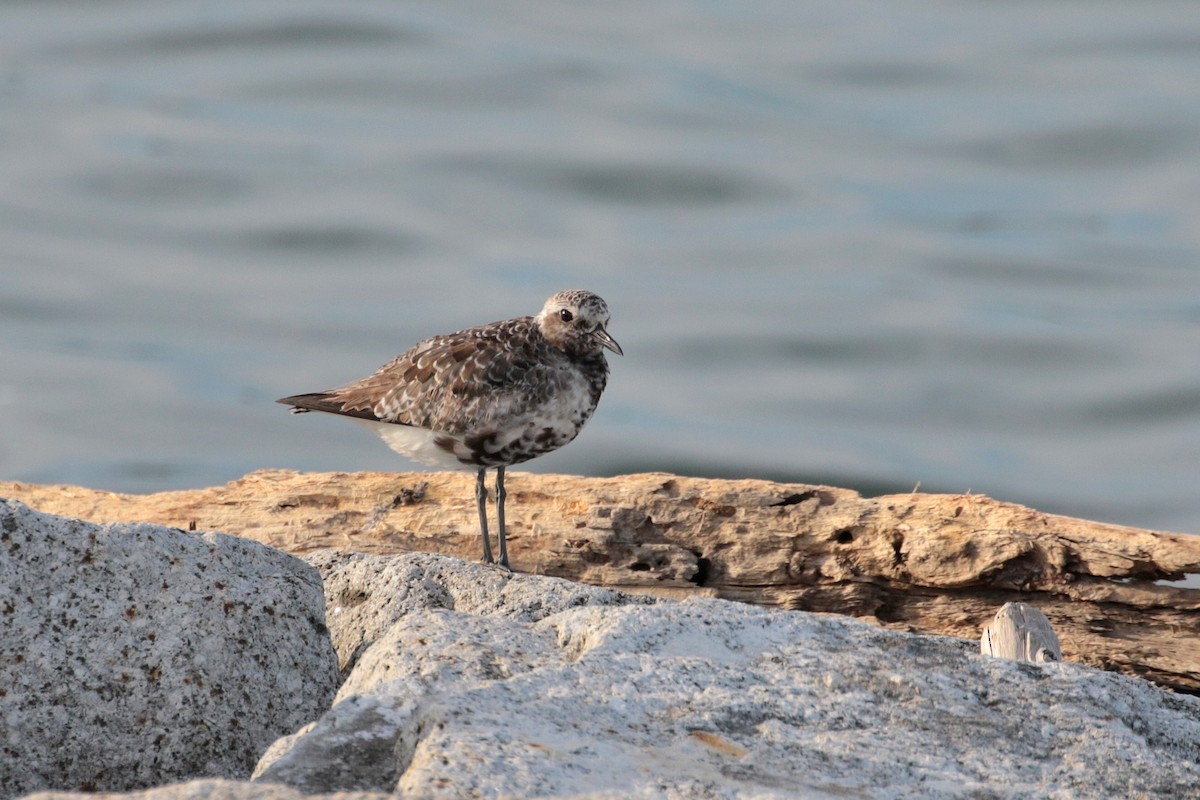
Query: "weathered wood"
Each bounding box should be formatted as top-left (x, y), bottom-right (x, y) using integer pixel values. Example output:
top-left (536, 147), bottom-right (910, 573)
top-left (980, 602), bottom-right (1062, 663)
top-left (3, 469), bottom-right (1199, 692)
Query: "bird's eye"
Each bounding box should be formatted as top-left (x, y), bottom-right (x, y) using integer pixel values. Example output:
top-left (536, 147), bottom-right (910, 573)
top-left (559, 309), bottom-right (574, 322)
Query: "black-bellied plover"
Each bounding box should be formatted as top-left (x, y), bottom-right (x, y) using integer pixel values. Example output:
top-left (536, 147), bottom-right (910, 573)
top-left (277, 289), bottom-right (622, 569)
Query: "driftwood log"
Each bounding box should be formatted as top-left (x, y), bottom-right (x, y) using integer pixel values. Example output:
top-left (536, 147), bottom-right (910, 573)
top-left (4, 469), bottom-right (1199, 693)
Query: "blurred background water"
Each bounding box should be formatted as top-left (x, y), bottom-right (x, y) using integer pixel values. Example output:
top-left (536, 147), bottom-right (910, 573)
top-left (2, 1), bottom-right (1198, 535)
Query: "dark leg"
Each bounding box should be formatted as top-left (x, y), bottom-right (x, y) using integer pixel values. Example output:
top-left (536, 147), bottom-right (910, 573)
top-left (495, 466), bottom-right (510, 569)
top-left (475, 467), bottom-right (494, 564)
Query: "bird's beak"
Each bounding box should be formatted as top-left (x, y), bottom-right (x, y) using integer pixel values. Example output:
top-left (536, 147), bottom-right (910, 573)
top-left (593, 325), bottom-right (623, 356)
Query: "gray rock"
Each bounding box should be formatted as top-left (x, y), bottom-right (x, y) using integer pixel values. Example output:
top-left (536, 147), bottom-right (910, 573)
top-left (17, 779), bottom-right (389, 800)
top-left (303, 549), bottom-right (656, 682)
top-left (254, 552), bottom-right (1200, 799)
top-left (255, 551), bottom-right (656, 793)
top-left (0, 500), bottom-right (339, 800)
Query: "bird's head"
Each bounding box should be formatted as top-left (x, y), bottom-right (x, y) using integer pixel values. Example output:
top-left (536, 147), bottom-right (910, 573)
top-left (537, 290), bottom-right (623, 358)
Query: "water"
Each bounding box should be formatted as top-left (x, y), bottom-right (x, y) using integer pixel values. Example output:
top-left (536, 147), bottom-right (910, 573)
top-left (2, 1), bottom-right (1199, 535)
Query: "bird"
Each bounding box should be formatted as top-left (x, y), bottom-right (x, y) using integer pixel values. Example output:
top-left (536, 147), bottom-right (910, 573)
top-left (277, 289), bottom-right (622, 570)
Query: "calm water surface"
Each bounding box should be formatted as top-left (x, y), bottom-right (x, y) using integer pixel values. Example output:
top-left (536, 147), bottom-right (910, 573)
top-left (2, 1), bottom-right (1199, 537)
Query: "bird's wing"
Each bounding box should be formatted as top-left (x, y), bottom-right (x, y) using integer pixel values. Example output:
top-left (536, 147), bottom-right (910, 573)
top-left (306, 317), bottom-right (560, 433)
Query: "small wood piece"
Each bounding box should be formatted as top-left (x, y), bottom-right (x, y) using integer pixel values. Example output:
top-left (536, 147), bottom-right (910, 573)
top-left (981, 602), bottom-right (1062, 663)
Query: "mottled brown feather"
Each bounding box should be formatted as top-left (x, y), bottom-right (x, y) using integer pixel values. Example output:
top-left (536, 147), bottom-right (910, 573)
top-left (277, 290), bottom-right (619, 469)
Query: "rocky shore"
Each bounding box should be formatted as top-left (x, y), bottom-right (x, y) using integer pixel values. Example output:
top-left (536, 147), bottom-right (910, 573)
top-left (3, 472), bottom-right (1200, 798)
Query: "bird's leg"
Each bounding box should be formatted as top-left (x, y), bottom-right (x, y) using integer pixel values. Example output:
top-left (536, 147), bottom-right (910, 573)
top-left (475, 467), bottom-right (494, 564)
top-left (495, 466), bottom-right (510, 570)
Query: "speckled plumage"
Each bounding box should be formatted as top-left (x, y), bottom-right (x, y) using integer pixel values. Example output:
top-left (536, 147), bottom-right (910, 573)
top-left (278, 290), bottom-right (621, 569)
